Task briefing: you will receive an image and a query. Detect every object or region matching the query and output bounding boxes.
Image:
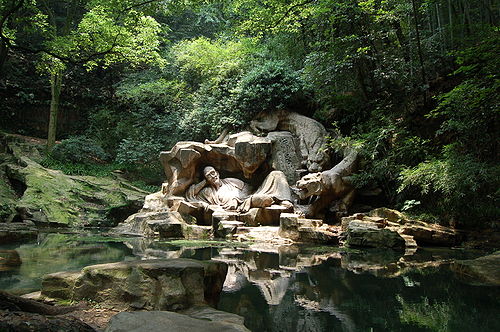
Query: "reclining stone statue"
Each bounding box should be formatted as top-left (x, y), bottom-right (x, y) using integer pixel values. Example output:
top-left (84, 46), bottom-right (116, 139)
top-left (186, 166), bottom-right (293, 212)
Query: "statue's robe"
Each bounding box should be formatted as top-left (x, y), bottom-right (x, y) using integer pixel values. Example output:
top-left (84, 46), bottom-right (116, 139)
top-left (187, 171), bottom-right (292, 212)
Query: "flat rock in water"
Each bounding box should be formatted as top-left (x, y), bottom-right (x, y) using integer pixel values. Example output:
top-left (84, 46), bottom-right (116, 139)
top-left (42, 259), bottom-right (227, 311)
top-left (105, 311), bottom-right (250, 332)
top-left (451, 251), bottom-right (500, 286)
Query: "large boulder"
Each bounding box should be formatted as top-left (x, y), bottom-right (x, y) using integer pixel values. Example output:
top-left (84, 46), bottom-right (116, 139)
top-left (105, 310), bottom-right (250, 332)
top-left (114, 210), bottom-right (210, 239)
top-left (278, 213), bottom-right (339, 244)
top-left (0, 310), bottom-right (96, 332)
top-left (249, 110), bottom-right (330, 172)
top-left (42, 259), bottom-right (228, 311)
top-left (451, 252), bottom-right (500, 286)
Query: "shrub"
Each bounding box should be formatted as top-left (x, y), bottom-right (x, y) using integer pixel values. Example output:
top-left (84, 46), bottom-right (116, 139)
top-left (236, 60), bottom-right (304, 118)
top-left (51, 136), bottom-right (109, 164)
top-left (398, 147), bottom-right (500, 226)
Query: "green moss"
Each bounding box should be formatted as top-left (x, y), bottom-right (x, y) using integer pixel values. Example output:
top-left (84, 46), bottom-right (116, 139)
top-left (56, 299), bottom-right (77, 306)
top-left (0, 174), bottom-right (16, 221)
top-left (14, 161), bottom-right (147, 226)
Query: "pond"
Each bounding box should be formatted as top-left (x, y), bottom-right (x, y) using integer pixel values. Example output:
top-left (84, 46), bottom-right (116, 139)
top-left (1, 232), bottom-right (498, 332)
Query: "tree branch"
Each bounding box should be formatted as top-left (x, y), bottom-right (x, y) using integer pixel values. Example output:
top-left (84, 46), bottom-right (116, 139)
top-left (270, 0), bottom-right (315, 30)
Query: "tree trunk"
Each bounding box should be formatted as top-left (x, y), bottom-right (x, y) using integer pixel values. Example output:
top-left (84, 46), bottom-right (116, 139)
top-left (47, 70), bottom-right (63, 151)
top-left (0, 40), bottom-right (8, 78)
top-left (411, 0), bottom-right (427, 96)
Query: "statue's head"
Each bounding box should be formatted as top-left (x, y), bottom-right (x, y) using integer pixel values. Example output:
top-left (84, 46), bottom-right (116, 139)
top-left (203, 166), bottom-right (220, 186)
top-left (295, 172), bottom-right (323, 199)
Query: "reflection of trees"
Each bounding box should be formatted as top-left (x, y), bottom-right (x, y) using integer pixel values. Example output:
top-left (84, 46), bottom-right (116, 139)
top-left (0, 233), bottom-right (134, 294)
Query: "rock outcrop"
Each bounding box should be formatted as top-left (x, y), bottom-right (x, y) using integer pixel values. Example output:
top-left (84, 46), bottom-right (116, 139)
top-left (249, 110), bottom-right (330, 172)
top-left (0, 132), bottom-right (149, 227)
top-left (41, 259), bottom-right (228, 311)
top-left (340, 208), bottom-right (466, 249)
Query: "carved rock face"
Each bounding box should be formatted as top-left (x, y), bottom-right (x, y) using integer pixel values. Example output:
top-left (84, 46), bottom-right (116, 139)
top-left (295, 172), bottom-right (323, 199)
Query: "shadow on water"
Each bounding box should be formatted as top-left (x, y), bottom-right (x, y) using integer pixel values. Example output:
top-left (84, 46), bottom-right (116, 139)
top-left (1, 233), bottom-right (498, 331)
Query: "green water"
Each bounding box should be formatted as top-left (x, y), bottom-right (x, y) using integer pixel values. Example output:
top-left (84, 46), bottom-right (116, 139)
top-left (1, 233), bottom-right (498, 332)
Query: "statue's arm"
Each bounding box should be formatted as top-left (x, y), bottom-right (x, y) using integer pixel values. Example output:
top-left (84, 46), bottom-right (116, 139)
top-left (186, 179), bottom-right (207, 200)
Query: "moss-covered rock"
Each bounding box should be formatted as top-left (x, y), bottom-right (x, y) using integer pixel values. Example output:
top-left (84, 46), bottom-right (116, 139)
top-left (0, 132), bottom-right (149, 227)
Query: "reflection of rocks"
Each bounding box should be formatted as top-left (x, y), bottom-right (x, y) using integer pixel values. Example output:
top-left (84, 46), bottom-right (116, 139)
top-left (42, 259), bottom-right (227, 311)
top-left (105, 310), bottom-right (249, 332)
top-left (0, 222), bottom-right (38, 244)
top-left (0, 250), bottom-right (22, 271)
top-left (340, 248), bottom-right (457, 278)
top-left (452, 251), bottom-right (500, 286)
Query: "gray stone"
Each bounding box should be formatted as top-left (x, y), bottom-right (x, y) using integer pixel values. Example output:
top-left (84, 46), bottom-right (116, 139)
top-left (298, 226), bottom-right (339, 244)
top-left (0, 311), bottom-right (96, 332)
top-left (368, 207), bottom-right (407, 223)
top-left (215, 220), bottom-right (244, 239)
top-left (182, 224), bottom-right (212, 239)
top-left (105, 311), bottom-right (250, 332)
top-left (249, 110), bottom-right (330, 172)
top-left (266, 131), bottom-right (302, 184)
top-left (279, 213), bottom-right (300, 241)
top-left (147, 220), bottom-right (184, 238)
top-left (345, 222), bottom-right (406, 249)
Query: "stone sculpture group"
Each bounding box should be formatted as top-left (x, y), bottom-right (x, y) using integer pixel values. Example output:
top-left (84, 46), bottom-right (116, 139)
top-left (117, 110), bottom-right (358, 240)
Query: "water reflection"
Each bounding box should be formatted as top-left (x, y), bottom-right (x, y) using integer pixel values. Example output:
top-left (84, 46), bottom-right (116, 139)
top-left (213, 247), bottom-right (499, 332)
top-left (0, 233), bottom-right (135, 294)
top-left (0, 234), bottom-right (498, 331)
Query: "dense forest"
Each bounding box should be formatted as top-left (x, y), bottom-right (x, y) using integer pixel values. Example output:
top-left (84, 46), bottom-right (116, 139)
top-left (0, 0), bottom-right (498, 228)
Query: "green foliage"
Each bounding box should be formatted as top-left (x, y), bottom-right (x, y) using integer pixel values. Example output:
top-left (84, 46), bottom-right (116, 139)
top-left (337, 123), bottom-right (430, 202)
top-left (398, 147), bottom-right (499, 226)
top-left (397, 35), bottom-right (499, 225)
top-left (40, 156), bottom-right (116, 177)
top-left (51, 136), bottom-right (109, 165)
top-left (2, 0), bottom-right (498, 229)
top-left (236, 60), bottom-right (304, 117)
top-left (428, 34), bottom-right (499, 161)
top-left (172, 37), bottom-right (254, 87)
